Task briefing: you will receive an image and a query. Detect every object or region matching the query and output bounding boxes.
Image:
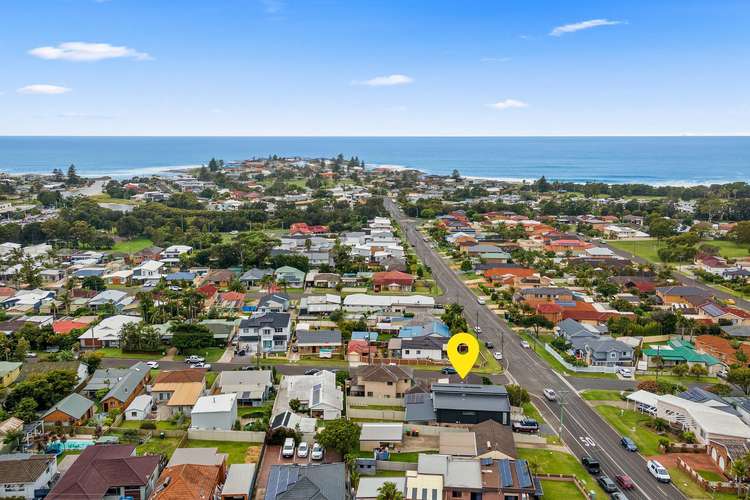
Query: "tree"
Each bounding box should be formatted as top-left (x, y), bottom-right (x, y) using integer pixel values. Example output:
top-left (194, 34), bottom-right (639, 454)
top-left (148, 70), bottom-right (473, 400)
top-left (13, 337), bottom-right (30, 361)
top-left (652, 356), bottom-right (665, 378)
top-left (689, 364), bottom-right (708, 380)
top-left (729, 221), bottom-right (750, 244)
top-left (506, 384), bottom-right (530, 407)
top-left (315, 418), bottom-right (361, 456)
top-left (460, 260), bottom-right (473, 272)
top-left (731, 456), bottom-right (748, 497)
top-left (451, 169), bottom-right (461, 180)
top-left (66, 164), bottom-right (82, 186)
top-left (13, 397), bottom-right (38, 423)
top-left (377, 482), bottom-right (404, 500)
top-left (649, 218), bottom-right (678, 241)
top-left (728, 367), bottom-right (750, 395)
top-left (18, 257), bottom-right (41, 288)
top-left (170, 323), bottom-right (214, 352)
top-left (80, 352), bottom-right (103, 374)
top-left (81, 275), bottom-right (106, 291)
top-left (289, 399), bottom-right (301, 412)
top-left (671, 363), bottom-right (689, 377)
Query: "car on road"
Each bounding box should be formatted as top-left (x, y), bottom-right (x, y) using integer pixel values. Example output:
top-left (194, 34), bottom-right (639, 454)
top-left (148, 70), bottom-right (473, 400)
top-left (146, 361), bottom-right (159, 369)
top-left (620, 436), bottom-right (638, 452)
top-left (241, 365), bottom-right (260, 371)
top-left (543, 388), bottom-right (557, 401)
top-left (521, 340), bottom-right (530, 348)
top-left (611, 492), bottom-right (630, 500)
top-left (484, 341), bottom-right (493, 348)
top-left (581, 456), bottom-right (600, 474)
top-left (477, 298), bottom-right (486, 305)
top-left (311, 442), bottom-right (324, 460)
top-left (441, 367), bottom-right (457, 375)
top-left (617, 367), bottom-right (633, 378)
top-left (304, 369), bottom-right (320, 375)
top-left (493, 352), bottom-right (503, 360)
top-left (647, 460), bottom-right (671, 483)
top-left (190, 362), bottom-right (211, 369)
top-left (615, 474), bottom-right (635, 490)
top-left (185, 355), bottom-right (205, 364)
top-left (511, 418), bottom-right (539, 434)
top-left (282, 438), bottom-right (295, 458)
top-left (597, 475), bottom-right (618, 493)
top-left (297, 441), bottom-right (309, 458)
top-left (475, 326), bottom-right (482, 334)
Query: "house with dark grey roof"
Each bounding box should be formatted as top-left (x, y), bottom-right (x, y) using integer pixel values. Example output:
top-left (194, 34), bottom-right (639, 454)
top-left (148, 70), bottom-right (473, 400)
top-left (264, 463), bottom-right (347, 500)
top-left (257, 293), bottom-right (290, 313)
top-left (0, 453), bottom-right (57, 499)
top-left (405, 384), bottom-right (511, 425)
top-left (295, 330), bottom-right (342, 357)
top-left (238, 312), bottom-right (292, 354)
top-left (568, 335), bottom-right (634, 367)
top-left (42, 393), bottom-right (95, 426)
top-left (556, 318), bottom-right (607, 340)
top-left (97, 362), bottom-right (151, 413)
top-left (240, 268), bottom-right (274, 287)
top-left (399, 335), bottom-right (447, 361)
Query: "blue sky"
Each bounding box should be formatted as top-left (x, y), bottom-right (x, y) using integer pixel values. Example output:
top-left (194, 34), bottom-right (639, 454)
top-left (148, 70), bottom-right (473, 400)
top-left (1, 0), bottom-right (748, 136)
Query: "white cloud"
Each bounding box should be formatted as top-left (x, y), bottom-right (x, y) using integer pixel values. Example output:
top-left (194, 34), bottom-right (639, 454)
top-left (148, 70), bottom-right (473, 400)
top-left (29, 42), bottom-right (152, 62)
top-left (550, 19), bottom-right (622, 36)
top-left (354, 74), bottom-right (414, 87)
top-left (17, 84), bottom-right (71, 95)
top-left (489, 99), bottom-right (528, 110)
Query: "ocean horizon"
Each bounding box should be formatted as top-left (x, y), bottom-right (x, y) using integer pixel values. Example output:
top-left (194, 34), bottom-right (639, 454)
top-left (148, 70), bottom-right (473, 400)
top-left (0, 136), bottom-right (748, 186)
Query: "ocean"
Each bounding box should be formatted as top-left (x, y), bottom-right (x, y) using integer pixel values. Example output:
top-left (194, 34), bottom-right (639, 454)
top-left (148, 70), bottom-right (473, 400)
top-left (0, 136), bottom-right (748, 185)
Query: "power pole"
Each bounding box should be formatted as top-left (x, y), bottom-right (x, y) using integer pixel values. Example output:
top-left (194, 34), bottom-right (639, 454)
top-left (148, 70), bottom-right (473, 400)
top-left (558, 390), bottom-right (569, 437)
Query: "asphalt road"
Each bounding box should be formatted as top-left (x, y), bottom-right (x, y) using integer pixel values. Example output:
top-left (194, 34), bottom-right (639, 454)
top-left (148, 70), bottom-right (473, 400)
top-left (606, 242), bottom-right (750, 310)
top-left (384, 197), bottom-right (683, 500)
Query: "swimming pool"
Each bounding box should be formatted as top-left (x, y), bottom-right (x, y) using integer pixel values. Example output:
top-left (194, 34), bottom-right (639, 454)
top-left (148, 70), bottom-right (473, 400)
top-left (47, 438), bottom-right (95, 453)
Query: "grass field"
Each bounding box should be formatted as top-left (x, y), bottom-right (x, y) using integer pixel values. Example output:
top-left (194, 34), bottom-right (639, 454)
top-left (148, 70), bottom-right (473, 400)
top-left (609, 238), bottom-right (749, 263)
top-left (668, 466), bottom-right (737, 499)
top-left (522, 402), bottom-right (544, 423)
top-left (539, 480), bottom-right (586, 499)
top-left (99, 347), bottom-right (162, 360)
top-left (636, 374), bottom-right (720, 385)
top-left (595, 405), bottom-right (662, 456)
top-left (580, 390), bottom-right (624, 401)
top-left (187, 439), bottom-right (261, 464)
top-left (118, 419), bottom-right (189, 430)
top-left (111, 238), bottom-right (154, 253)
top-left (136, 436), bottom-right (182, 457)
top-left (516, 448), bottom-right (606, 497)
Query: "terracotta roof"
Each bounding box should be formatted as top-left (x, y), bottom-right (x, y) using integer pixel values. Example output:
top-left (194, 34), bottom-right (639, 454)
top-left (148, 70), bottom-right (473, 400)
top-left (536, 303), bottom-right (563, 314)
top-left (47, 444), bottom-right (160, 500)
top-left (153, 464), bottom-right (223, 500)
top-left (372, 271), bottom-right (415, 284)
top-left (53, 319), bottom-right (90, 335)
top-left (197, 284), bottom-right (218, 298)
top-left (155, 369), bottom-right (206, 384)
top-left (166, 382), bottom-right (204, 407)
top-left (484, 267), bottom-right (536, 279)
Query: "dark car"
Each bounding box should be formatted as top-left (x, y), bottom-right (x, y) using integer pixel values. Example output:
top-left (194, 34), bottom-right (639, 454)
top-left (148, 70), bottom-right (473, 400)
top-left (304, 369), bottom-right (320, 375)
top-left (511, 418), bottom-right (539, 434)
top-left (441, 367), bottom-right (457, 375)
top-left (484, 341), bottom-right (494, 349)
top-left (581, 456), bottom-right (601, 474)
top-left (597, 475), bottom-right (618, 493)
top-left (620, 436), bottom-right (638, 452)
top-left (616, 474), bottom-right (635, 490)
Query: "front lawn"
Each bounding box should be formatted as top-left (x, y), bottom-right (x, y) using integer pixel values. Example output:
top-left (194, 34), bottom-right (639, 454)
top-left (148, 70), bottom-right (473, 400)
top-left (522, 402), bottom-right (544, 423)
top-left (174, 347), bottom-right (225, 362)
top-left (539, 480), bottom-right (585, 499)
top-left (518, 332), bottom-right (616, 379)
top-left (580, 390), bottom-right (624, 401)
top-left (595, 405), bottom-right (663, 456)
top-left (636, 374), bottom-right (720, 386)
top-left (187, 439), bottom-right (260, 464)
top-left (668, 466), bottom-right (737, 500)
top-left (99, 348), bottom-right (163, 360)
top-left (205, 371), bottom-right (218, 388)
top-left (516, 449), bottom-right (605, 497)
top-left (112, 238), bottom-right (154, 254)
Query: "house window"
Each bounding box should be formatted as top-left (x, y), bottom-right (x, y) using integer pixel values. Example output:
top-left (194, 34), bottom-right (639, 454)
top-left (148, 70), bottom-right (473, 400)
top-left (367, 392), bottom-right (373, 397)
top-left (387, 381), bottom-right (393, 386)
top-left (275, 328), bottom-right (283, 333)
top-left (452, 492), bottom-right (462, 498)
top-left (404, 350), bottom-right (410, 354)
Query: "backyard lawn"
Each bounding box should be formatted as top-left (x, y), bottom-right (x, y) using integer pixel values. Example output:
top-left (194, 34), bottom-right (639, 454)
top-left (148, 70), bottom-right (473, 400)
top-left (595, 405), bottom-right (663, 456)
top-left (516, 448), bottom-right (605, 497)
top-left (539, 480), bottom-right (585, 499)
top-left (112, 238), bottom-right (154, 254)
top-left (136, 436), bottom-right (182, 457)
top-left (187, 439), bottom-right (261, 464)
top-left (118, 419), bottom-right (190, 430)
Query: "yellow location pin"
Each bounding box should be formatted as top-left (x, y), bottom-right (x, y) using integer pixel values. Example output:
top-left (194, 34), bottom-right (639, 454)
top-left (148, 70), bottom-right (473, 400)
top-left (446, 332), bottom-right (480, 379)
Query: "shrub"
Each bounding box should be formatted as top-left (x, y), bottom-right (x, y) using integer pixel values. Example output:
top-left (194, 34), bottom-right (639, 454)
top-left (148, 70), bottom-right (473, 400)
top-left (140, 421), bottom-right (156, 430)
top-left (506, 385), bottom-right (530, 407)
top-left (658, 437), bottom-right (671, 449)
top-left (706, 383), bottom-right (732, 396)
top-left (681, 431), bottom-right (696, 444)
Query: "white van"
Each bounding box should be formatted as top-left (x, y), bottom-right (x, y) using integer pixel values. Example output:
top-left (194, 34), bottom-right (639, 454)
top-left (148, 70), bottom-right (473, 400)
top-left (282, 438), bottom-right (296, 458)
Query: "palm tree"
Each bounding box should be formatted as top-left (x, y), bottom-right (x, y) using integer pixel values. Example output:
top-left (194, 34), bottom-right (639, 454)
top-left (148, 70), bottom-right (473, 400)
top-left (376, 482), bottom-right (404, 500)
top-left (731, 457), bottom-right (748, 497)
top-left (259, 274), bottom-right (275, 293)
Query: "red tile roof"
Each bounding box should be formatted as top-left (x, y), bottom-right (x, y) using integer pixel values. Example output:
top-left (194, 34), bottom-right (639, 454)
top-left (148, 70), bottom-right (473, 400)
top-left (536, 303), bottom-right (563, 314)
top-left (153, 464), bottom-right (223, 500)
top-left (197, 284), bottom-right (218, 298)
top-left (52, 320), bottom-right (90, 335)
top-left (372, 271), bottom-right (415, 286)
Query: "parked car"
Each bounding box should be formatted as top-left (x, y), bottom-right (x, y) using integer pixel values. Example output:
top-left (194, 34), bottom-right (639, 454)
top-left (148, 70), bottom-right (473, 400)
top-left (493, 352), bottom-right (503, 360)
top-left (282, 438), bottom-right (296, 458)
top-left (297, 441), bottom-right (309, 458)
top-left (616, 474), bottom-right (635, 490)
top-left (581, 456), bottom-right (600, 474)
top-left (304, 369), bottom-right (319, 375)
top-left (25, 352), bottom-right (37, 358)
top-left (618, 367), bottom-right (633, 378)
top-left (237, 349), bottom-right (246, 356)
top-left (146, 361), bottom-right (159, 369)
top-left (521, 340), bottom-right (530, 348)
top-left (647, 460), bottom-right (671, 483)
top-left (477, 298), bottom-right (486, 305)
top-left (441, 367), bottom-right (457, 375)
top-left (512, 418), bottom-right (539, 434)
top-left (543, 388), bottom-right (557, 401)
top-left (311, 442), bottom-right (324, 460)
top-left (190, 362), bottom-right (211, 369)
top-left (611, 492), bottom-right (630, 500)
top-left (185, 355), bottom-right (205, 364)
top-left (621, 436), bottom-right (638, 452)
top-left (718, 368), bottom-right (729, 379)
top-left (598, 475), bottom-right (618, 493)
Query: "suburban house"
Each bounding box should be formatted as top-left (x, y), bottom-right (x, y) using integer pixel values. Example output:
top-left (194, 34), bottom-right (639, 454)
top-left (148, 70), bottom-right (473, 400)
top-left (125, 394), bottom-right (154, 421)
top-left (405, 384), bottom-right (511, 425)
top-left (47, 444), bottom-right (161, 500)
top-left (372, 271), bottom-right (415, 292)
top-left (0, 361), bottom-right (21, 388)
top-left (98, 363), bottom-right (151, 412)
top-left (161, 244), bottom-right (193, 263)
top-left (151, 369), bottom-right (207, 416)
top-left (88, 289), bottom-right (133, 311)
top-left (41, 393), bottom-right (95, 426)
top-left (642, 339), bottom-right (721, 374)
top-left (359, 423), bottom-right (404, 451)
top-left (295, 330), bottom-right (343, 357)
top-left (132, 259), bottom-right (164, 281)
top-left (695, 334), bottom-right (750, 368)
top-left (350, 365), bottom-right (413, 399)
top-left (399, 335), bottom-right (447, 361)
top-left (78, 314), bottom-right (142, 348)
top-left (274, 266), bottom-right (305, 288)
top-left (263, 463), bottom-right (346, 500)
top-left (0, 454), bottom-right (58, 499)
top-left (707, 440), bottom-right (750, 476)
top-left (568, 335), bottom-right (634, 367)
top-left (237, 312), bottom-right (292, 354)
top-left (239, 268), bottom-right (274, 287)
top-left (556, 318), bottom-right (608, 340)
top-left (257, 293), bottom-right (290, 313)
top-left (203, 269), bottom-right (236, 288)
top-left (275, 370), bottom-right (343, 420)
top-left (343, 294), bottom-right (435, 313)
top-left (153, 463), bottom-right (225, 500)
top-left (655, 393), bottom-right (750, 443)
top-left (656, 286), bottom-right (712, 305)
top-left (305, 271), bottom-right (341, 289)
top-left (516, 287), bottom-right (574, 307)
top-left (216, 370), bottom-right (274, 407)
top-left (190, 393), bottom-right (238, 431)
top-left (471, 419), bottom-right (517, 460)
top-left (82, 363), bottom-right (149, 398)
top-left (299, 294), bottom-right (341, 315)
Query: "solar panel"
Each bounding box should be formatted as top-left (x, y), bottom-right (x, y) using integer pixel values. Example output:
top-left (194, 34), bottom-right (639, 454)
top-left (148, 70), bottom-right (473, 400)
top-left (499, 459), bottom-right (513, 488)
top-left (516, 460), bottom-right (532, 489)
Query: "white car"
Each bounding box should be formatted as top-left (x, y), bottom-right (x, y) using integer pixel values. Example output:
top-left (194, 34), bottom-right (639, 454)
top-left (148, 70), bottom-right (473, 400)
top-left (297, 441), bottom-right (309, 458)
top-left (647, 460), bottom-right (671, 483)
top-left (475, 326), bottom-right (482, 333)
top-left (282, 438), bottom-right (295, 458)
top-left (493, 352), bottom-right (503, 360)
top-left (543, 388), bottom-right (557, 401)
top-left (521, 340), bottom-right (530, 348)
top-left (190, 362), bottom-right (211, 369)
top-left (618, 367), bottom-right (633, 378)
top-left (185, 355), bottom-right (205, 364)
top-left (477, 298), bottom-right (486, 305)
top-left (311, 442), bottom-right (324, 460)
top-left (146, 361), bottom-right (159, 369)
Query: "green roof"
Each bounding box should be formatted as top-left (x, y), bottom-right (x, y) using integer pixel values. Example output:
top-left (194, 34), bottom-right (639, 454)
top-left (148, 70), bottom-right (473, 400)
top-left (643, 340), bottom-right (720, 366)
